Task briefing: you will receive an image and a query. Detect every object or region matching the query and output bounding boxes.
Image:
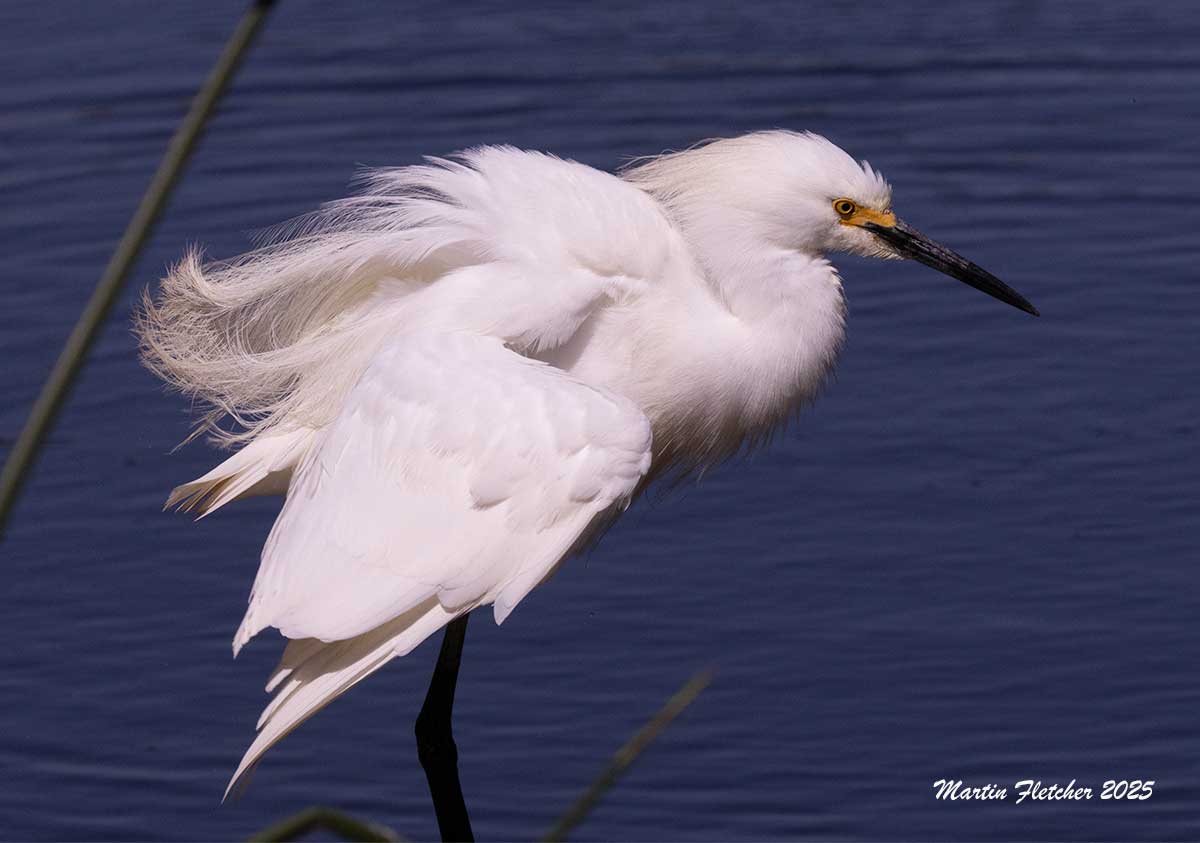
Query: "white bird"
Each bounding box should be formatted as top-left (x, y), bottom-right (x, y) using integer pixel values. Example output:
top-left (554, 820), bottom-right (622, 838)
top-left (136, 130), bottom-right (1036, 803)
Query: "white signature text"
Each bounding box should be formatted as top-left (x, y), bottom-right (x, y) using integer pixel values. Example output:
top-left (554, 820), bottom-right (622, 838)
top-left (933, 778), bottom-right (1154, 803)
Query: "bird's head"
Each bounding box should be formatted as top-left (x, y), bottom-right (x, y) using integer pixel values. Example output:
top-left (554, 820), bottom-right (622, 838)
top-left (627, 130), bottom-right (1038, 316)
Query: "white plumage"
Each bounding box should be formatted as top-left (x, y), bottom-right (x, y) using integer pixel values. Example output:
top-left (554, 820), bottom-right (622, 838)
top-left (137, 130), bottom-right (1031, 796)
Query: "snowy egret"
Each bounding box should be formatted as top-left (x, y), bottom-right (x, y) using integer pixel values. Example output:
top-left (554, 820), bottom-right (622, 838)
top-left (136, 130), bottom-right (1036, 810)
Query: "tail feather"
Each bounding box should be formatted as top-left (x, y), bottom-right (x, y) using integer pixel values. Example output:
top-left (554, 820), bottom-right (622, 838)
top-left (264, 637), bottom-right (327, 694)
top-left (168, 428), bottom-right (313, 517)
top-left (224, 598), bottom-right (461, 800)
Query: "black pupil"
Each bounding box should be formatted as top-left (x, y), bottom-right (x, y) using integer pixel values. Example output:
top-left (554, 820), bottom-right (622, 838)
top-left (839, 202), bottom-right (853, 214)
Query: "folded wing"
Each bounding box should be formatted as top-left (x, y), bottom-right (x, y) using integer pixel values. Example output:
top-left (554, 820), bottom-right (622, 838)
top-left (225, 331), bottom-right (651, 795)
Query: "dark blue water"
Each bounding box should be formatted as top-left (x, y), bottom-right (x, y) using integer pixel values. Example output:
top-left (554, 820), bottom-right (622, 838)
top-left (3, 1), bottom-right (1198, 839)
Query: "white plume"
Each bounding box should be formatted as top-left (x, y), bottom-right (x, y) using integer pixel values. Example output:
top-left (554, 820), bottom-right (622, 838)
top-left (136, 156), bottom-right (496, 446)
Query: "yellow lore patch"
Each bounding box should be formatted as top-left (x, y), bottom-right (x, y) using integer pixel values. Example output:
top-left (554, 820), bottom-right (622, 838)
top-left (832, 197), bottom-right (896, 228)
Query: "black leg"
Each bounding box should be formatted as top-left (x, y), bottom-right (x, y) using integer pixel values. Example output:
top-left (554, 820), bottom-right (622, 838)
top-left (415, 613), bottom-right (474, 842)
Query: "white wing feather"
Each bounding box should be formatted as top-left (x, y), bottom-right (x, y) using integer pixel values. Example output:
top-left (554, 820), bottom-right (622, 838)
top-left (224, 330), bottom-right (651, 795)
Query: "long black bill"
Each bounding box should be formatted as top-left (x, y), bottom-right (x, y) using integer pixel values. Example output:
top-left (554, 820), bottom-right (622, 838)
top-left (864, 220), bottom-right (1039, 316)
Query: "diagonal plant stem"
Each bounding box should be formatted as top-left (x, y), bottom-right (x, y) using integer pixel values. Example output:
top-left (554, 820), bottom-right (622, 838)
top-left (0, 0), bottom-right (276, 539)
top-left (542, 665), bottom-right (716, 842)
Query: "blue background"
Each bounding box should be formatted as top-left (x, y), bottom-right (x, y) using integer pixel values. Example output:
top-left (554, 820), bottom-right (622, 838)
top-left (2, 1), bottom-right (1198, 839)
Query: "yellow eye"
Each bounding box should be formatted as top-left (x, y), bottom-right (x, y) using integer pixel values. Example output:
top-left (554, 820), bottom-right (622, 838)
top-left (833, 198), bottom-right (857, 218)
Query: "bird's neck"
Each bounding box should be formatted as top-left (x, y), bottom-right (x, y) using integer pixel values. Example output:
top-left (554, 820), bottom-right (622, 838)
top-left (675, 207), bottom-right (845, 335)
top-left (632, 225), bottom-right (847, 477)
top-left (710, 237), bottom-right (846, 410)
